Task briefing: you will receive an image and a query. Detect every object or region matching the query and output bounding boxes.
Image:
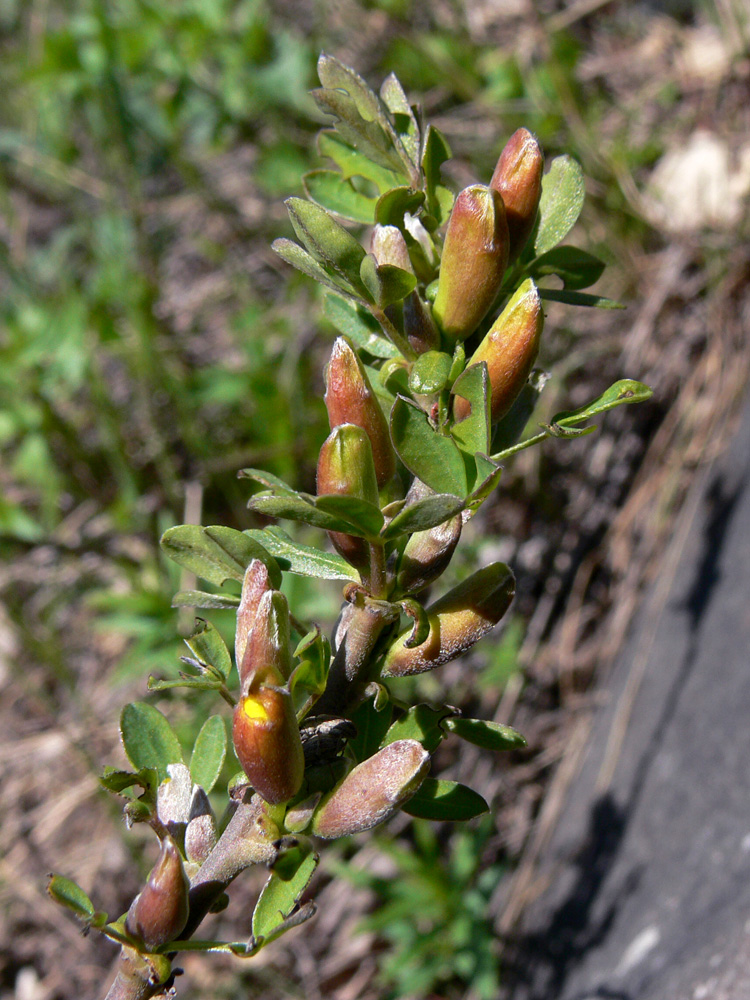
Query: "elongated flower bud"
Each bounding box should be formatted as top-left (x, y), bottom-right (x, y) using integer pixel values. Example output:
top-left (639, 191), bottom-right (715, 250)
top-left (312, 739), bottom-right (430, 838)
top-left (235, 559), bottom-right (272, 673)
top-left (125, 836), bottom-right (189, 950)
top-left (382, 562), bottom-right (515, 677)
top-left (490, 128), bottom-right (543, 262)
top-left (397, 512), bottom-right (462, 596)
top-left (317, 424), bottom-right (378, 571)
top-left (239, 589), bottom-right (293, 688)
top-left (324, 337), bottom-right (395, 487)
top-left (433, 185), bottom-right (509, 343)
top-left (232, 667), bottom-right (305, 805)
top-left (453, 279), bottom-right (543, 424)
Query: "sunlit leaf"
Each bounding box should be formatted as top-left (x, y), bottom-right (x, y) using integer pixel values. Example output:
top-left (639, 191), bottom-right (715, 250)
top-left (190, 716), bottom-right (227, 794)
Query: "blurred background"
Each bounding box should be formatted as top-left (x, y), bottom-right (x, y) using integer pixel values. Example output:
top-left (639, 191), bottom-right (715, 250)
top-left (1, 1), bottom-right (748, 998)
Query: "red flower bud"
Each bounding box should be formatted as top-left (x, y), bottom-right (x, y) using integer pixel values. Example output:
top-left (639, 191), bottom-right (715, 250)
top-left (312, 740), bottom-right (430, 838)
top-left (125, 836), bottom-right (189, 950)
top-left (382, 562), bottom-right (515, 677)
top-left (490, 128), bottom-right (543, 262)
top-left (235, 559), bottom-right (272, 677)
top-left (453, 279), bottom-right (543, 424)
top-left (324, 337), bottom-right (396, 487)
top-left (232, 669), bottom-right (305, 805)
top-left (316, 424), bottom-right (378, 571)
top-left (433, 185), bottom-right (509, 343)
top-left (239, 589), bottom-right (293, 689)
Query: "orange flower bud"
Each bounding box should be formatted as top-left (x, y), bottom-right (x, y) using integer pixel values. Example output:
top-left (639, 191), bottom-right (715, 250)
top-left (453, 279), bottom-right (543, 424)
top-left (312, 740), bottom-right (430, 838)
top-left (433, 185), bottom-right (509, 343)
top-left (490, 128), bottom-right (543, 262)
top-left (235, 559), bottom-right (272, 676)
top-left (125, 836), bottom-right (189, 950)
top-left (316, 424), bottom-right (378, 571)
top-left (396, 512), bottom-right (462, 596)
top-left (239, 589), bottom-right (293, 689)
top-left (232, 669), bottom-right (305, 805)
top-left (382, 562), bottom-right (515, 677)
top-left (324, 337), bottom-right (396, 487)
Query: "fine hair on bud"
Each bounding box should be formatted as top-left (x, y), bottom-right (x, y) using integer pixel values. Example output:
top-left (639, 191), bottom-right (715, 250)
top-left (432, 184), bottom-right (509, 343)
top-left (382, 562), bottom-right (515, 676)
top-left (125, 836), bottom-right (190, 950)
top-left (490, 128), bottom-right (544, 262)
top-left (453, 278), bottom-right (544, 425)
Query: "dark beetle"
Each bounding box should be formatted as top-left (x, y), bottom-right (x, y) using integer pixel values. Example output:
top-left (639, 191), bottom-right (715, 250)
top-left (299, 717), bottom-right (357, 769)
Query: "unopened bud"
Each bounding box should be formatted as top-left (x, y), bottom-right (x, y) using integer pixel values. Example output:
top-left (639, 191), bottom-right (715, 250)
top-left (125, 836), bottom-right (189, 950)
top-left (317, 424), bottom-right (378, 571)
top-left (371, 225), bottom-right (413, 273)
top-left (397, 512), bottom-right (462, 595)
top-left (239, 589), bottom-right (293, 689)
top-left (156, 763), bottom-right (192, 837)
top-left (232, 671), bottom-right (305, 805)
top-left (235, 559), bottom-right (272, 674)
top-left (453, 279), bottom-right (543, 424)
top-left (324, 337), bottom-right (396, 487)
top-left (403, 293), bottom-right (440, 354)
top-left (490, 128), bottom-right (543, 262)
top-left (433, 185), bottom-right (509, 343)
top-left (185, 787), bottom-right (217, 867)
top-left (312, 739), bottom-right (429, 838)
top-left (382, 562), bottom-right (515, 676)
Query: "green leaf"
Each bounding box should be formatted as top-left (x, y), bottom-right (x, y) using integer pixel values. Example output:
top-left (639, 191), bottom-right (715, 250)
top-left (272, 238), bottom-right (359, 297)
top-left (285, 198), bottom-right (369, 296)
top-left (120, 703), bottom-right (183, 784)
top-left (148, 676), bottom-right (222, 694)
top-left (312, 87), bottom-right (406, 175)
top-left (238, 468), bottom-right (298, 496)
top-left (451, 362), bottom-right (491, 457)
top-left (382, 493), bottom-right (464, 539)
top-left (381, 704), bottom-right (451, 753)
top-left (375, 186), bottom-right (425, 228)
top-left (422, 125), bottom-right (452, 225)
top-left (184, 619), bottom-right (233, 680)
top-left (390, 395), bottom-right (468, 496)
top-left (379, 72), bottom-right (420, 166)
top-left (538, 288), bottom-right (624, 309)
top-left (290, 628), bottom-right (331, 716)
top-left (313, 495), bottom-right (385, 538)
top-left (407, 351), bottom-right (453, 395)
top-left (249, 493), bottom-right (377, 538)
top-left (303, 170), bottom-right (376, 224)
top-left (317, 131), bottom-right (402, 193)
top-left (47, 875), bottom-right (100, 924)
top-left (171, 590), bottom-right (241, 610)
top-left (190, 716), bottom-right (227, 794)
top-left (317, 54), bottom-right (413, 175)
top-left (318, 53), bottom-right (386, 131)
top-left (99, 767), bottom-right (158, 796)
top-left (349, 695), bottom-right (393, 763)
top-left (528, 245), bottom-right (605, 290)
top-left (403, 778), bottom-right (488, 821)
top-left (160, 524), bottom-right (279, 589)
top-left (554, 379), bottom-right (653, 427)
top-left (443, 717), bottom-right (526, 751)
top-left (323, 294), bottom-right (399, 359)
top-left (359, 254), bottom-right (417, 308)
top-left (533, 155), bottom-right (585, 256)
top-left (245, 527), bottom-right (358, 581)
top-left (464, 457), bottom-right (503, 515)
top-left (252, 850), bottom-right (319, 941)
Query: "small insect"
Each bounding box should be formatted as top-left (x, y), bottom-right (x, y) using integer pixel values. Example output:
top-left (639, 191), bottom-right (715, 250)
top-left (299, 716), bottom-right (357, 769)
